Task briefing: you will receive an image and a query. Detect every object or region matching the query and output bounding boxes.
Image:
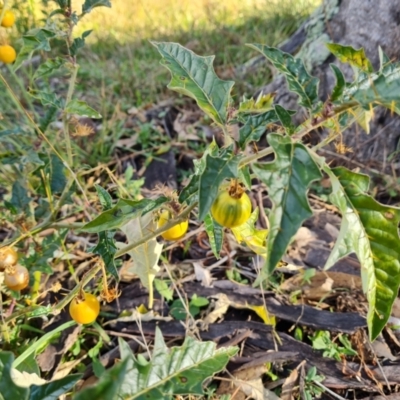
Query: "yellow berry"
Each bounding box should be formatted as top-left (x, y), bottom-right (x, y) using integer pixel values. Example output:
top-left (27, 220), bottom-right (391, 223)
top-left (1, 10), bottom-right (15, 28)
top-left (69, 292), bottom-right (100, 324)
top-left (0, 45), bottom-right (16, 64)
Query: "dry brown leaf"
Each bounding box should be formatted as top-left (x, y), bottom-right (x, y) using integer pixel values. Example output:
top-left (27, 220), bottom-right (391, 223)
top-left (281, 367), bottom-right (298, 400)
top-left (193, 261), bottom-right (213, 287)
top-left (280, 271), bottom-right (362, 300)
top-left (200, 293), bottom-right (230, 329)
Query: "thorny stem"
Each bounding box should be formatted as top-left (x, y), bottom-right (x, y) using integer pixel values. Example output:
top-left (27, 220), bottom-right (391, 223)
top-left (238, 101), bottom-right (359, 168)
top-left (63, 63), bottom-right (79, 166)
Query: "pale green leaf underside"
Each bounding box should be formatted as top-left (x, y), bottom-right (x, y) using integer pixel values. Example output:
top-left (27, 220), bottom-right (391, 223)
top-left (152, 42), bottom-right (234, 126)
top-left (324, 166), bottom-right (400, 340)
top-left (252, 134), bottom-right (322, 283)
top-left (120, 213), bottom-right (162, 290)
top-left (117, 329), bottom-right (237, 399)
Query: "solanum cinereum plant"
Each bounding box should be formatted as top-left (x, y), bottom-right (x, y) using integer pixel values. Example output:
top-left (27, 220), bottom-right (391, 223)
top-left (1, 0), bottom-right (400, 347)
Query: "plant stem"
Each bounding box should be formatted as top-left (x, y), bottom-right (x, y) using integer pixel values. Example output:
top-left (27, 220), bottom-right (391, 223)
top-left (63, 63), bottom-right (79, 166)
top-left (114, 202), bottom-right (197, 258)
top-left (53, 264), bottom-right (101, 313)
top-left (239, 101), bottom-right (359, 167)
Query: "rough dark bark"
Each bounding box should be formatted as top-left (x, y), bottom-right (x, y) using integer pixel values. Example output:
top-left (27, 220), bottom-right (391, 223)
top-left (258, 0), bottom-right (400, 169)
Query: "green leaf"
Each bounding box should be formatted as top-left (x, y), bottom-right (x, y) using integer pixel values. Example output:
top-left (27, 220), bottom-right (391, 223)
top-left (88, 186), bottom-right (118, 280)
top-left (65, 99), bottom-right (102, 119)
top-left (152, 42), bottom-right (234, 126)
top-left (179, 175), bottom-right (199, 204)
top-left (15, 353), bottom-right (39, 376)
top-left (48, 155), bottom-right (67, 194)
top-left (115, 329), bottom-right (237, 399)
top-left (29, 374), bottom-right (81, 400)
top-left (95, 185), bottom-right (113, 209)
top-left (10, 181), bottom-right (31, 214)
top-left (330, 64), bottom-right (346, 102)
top-left (90, 230), bottom-right (118, 281)
top-left (344, 64), bottom-right (400, 114)
top-left (198, 146), bottom-right (240, 221)
top-left (82, 0), bottom-right (112, 14)
top-left (204, 214), bottom-right (224, 259)
top-left (378, 46), bottom-right (391, 72)
top-left (275, 105), bottom-right (296, 135)
top-left (70, 30), bottom-right (92, 56)
top-left (0, 352), bottom-right (29, 400)
top-left (28, 90), bottom-right (63, 109)
top-left (238, 109), bottom-right (279, 149)
top-left (81, 197), bottom-right (168, 233)
top-left (13, 28), bottom-right (58, 71)
top-left (154, 279), bottom-right (174, 301)
top-left (33, 57), bottom-right (65, 80)
top-left (247, 44), bottom-right (319, 109)
top-left (13, 321), bottom-right (76, 369)
top-left (326, 43), bottom-right (373, 73)
top-left (74, 359), bottom-right (128, 400)
top-left (231, 208), bottom-right (268, 257)
top-left (323, 166), bottom-right (400, 340)
top-left (38, 106), bottom-right (58, 135)
top-left (238, 165), bottom-right (252, 190)
top-left (252, 134), bottom-right (322, 282)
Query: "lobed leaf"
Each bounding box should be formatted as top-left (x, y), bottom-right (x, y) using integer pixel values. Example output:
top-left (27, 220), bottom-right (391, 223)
top-left (238, 109), bottom-right (279, 149)
top-left (65, 99), bottom-right (101, 119)
top-left (73, 358), bottom-right (128, 400)
top-left (29, 374), bottom-right (81, 400)
top-left (252, 134), bottom-right (322, 283)
top-left (14, 28), bottom-right (57, 71)
top-left (115, 329), bottom-right (237, 399)
top-left (81, 197), bottom-right (168, 233)
top-left (274, 105), bottom-right (296, 135)
top-left (323, 166), bottom-right (400, 340)
top-left (344, 62), bottom-right (400, 114)
top-left (0, 353), bottom-right (29, 400)
top-left (152, 42), bottom-right (234, 126)
top-left (326, 43), bottom-right (373, 73)
top-left (33, 57), bottom-right (65, 81)
top-left (87, 186), bottom-right (118, 280)
top-left (247, 44), bottom-right (319, 109)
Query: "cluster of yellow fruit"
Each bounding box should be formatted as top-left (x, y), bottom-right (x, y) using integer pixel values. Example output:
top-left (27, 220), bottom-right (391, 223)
top-left (0, 247), bottom-right (29, 291)
top-left (0, 8), bottom-right (16, 64)
top-left (157, 180), bottom-right (252, 241)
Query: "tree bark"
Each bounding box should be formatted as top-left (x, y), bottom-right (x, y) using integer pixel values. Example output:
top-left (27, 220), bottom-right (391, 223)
top-left (258, 0), bottom-right (400, 169)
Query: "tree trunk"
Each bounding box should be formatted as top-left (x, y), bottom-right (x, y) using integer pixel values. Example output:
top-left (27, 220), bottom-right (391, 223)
top-left (258, 0), bottom-right (400, 170)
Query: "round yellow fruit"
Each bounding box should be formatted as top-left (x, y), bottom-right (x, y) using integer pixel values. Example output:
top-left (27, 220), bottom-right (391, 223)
top-left (69, 292), bottom-right (100, 324)
top-left (158, 210), bottom-right (188, 241)
top-left (0, 246), bottom-right (18, 271)
top-left (211, 189), bottom-right (252, 228)
top-left (0, 45), bottom-right (16, 64)
top-left (4, 264), bottom-right (29, 291)
top-left (1, 10), bottom-right (15, 28)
